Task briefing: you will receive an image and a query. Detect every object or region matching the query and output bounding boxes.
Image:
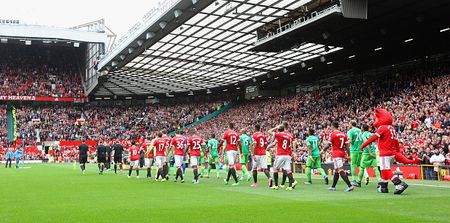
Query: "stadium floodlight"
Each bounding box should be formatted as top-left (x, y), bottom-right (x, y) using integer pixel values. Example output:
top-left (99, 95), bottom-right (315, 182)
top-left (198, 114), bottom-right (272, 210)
top-left (262, 80), bottom-right (266, 83)
top-left (308, 67), bottom-right (313, 70)
top-left (111, 61), bottom-right (118, 67)
top-left (0, 38), bottom-right (7, 43)
top-left (146, 32), bottom-right (155, 40)
top-left (95, 97), bottom-right (102, 100)
top-left (348, 55), bottom-right (356, 59)
top-left (404, 38), bottom-right (413, 43)
top-left (147, 95), bottom-right (154, 99)
top-left (25, 40), bottom-right (31, 45)
top-left (274, 77), bottom-right (279, 80)
top-left (125, 96), bottom-right (132, 100)
top-left (252, 78), bottom-right (257, 82)
top-left (320, 56), bottom-right (326, 62)
top-left (439, 27), bottom-right (449, 32)
top-left (374, 47), bottom-right (382, 51)
top-left (74, 42), bottom-right (80, 47)
top-left (128, 48), bottom-right (134, 54)
top-left (300, 62), bottom-right (306, 68)
top-left (159, 21), bottom-right (167, 29)
top-left (327, 61), bottom-right (333, 65)
top-left (223, 89), bottom-right (228, 92)
top-left (174, 9), bottom-right (183, 18)
top-left (136, 40), bottom-right (143, 46)
top-left (283, 68), bottom-right (288, 73)
top-left (104, 97), bottom-right (111, 100)
top-left (206, 89), bottom-right (212, 94)
top-left (290, 72), bottom-right (295, 75)
top-left (119, 55), bottom-right (126, 60)
top-left (188, 90), bottom-right (194, 96)
top-left (236, 87), bottom-right (241, 90)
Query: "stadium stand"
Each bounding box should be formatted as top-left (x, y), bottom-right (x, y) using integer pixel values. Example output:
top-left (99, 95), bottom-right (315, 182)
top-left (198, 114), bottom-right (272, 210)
top-left (0, 44), bottom-right (85, 98)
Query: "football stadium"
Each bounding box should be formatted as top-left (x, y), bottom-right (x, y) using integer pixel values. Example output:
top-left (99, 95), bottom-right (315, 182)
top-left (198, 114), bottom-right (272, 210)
top-left (1, 0), bottom-right (450, 222)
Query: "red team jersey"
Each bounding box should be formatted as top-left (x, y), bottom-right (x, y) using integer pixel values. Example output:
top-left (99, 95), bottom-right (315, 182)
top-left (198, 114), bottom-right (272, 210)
top-left (171, 135), bottom-right (186, 156)
top-left (329, 130), bottom-right (348, 158)
top-left (188, 135), bottom-right (204, 157)
top-left (252, 132), bottom-right (267, 155)
top-left (129, 145), bottom-right (140, 161)
top-left (153, 138), bottom-right (167, 157)
top-left (274, 132), bottom-right (294, 156)
top-left (220, 130), bottom-right (240, 151)
top-left (375, 125), bottom-right (398, 156)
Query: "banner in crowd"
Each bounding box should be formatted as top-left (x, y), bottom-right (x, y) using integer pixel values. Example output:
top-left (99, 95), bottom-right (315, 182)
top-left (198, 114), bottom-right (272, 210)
top-left (6, 106), bottom-right (17, 142)
top-left (0, 95), bottom-right (88, 103)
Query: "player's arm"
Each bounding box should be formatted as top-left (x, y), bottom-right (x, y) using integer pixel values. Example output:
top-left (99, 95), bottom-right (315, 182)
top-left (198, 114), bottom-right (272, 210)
top-left (267, 140), bottom-right (276, 150)
top-left (250, 140), bottom-right (256, 156)
top-left (360, 131), bottom-right (380, 151)
top-left (267, 125), bottom-right (281, 136)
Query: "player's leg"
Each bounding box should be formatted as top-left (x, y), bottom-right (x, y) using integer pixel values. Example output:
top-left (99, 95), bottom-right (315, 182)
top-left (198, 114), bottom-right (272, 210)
top-left (350, 152), bottom-right (359, 182)
top-left (135, 162), bottom-right (140, 178)
top-left (128, 161), bottom-right (134, 178)
top-left (305, 157), bottom-right (313, 184)
top-left (251, 156), bottom-right (258, 186)
top-left (240, 154), bottom-right (250, 181)
top-left (271, 157), bottom-right (281, 189)
top-left (229, 152), bottom-right (238, 184)
top-left (191, 156), bottom-right (200, 183)
top-left (284, 158), bottom-right (296, 190)
top-left (372, 159), bottom-right (382, 182)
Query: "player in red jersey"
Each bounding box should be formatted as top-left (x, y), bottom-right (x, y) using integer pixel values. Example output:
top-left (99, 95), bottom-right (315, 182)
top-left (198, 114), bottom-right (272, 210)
top-left (144, 137), bottom-right (155, 179)
top-left (167, 130), bottom-right (187, 183)
top-left (324, 121), bottom-right (354, 192)
top-left (267, 122), bottom-right (298, 191)
top-left (187, 130), bottom-right (206, 184)
top-left (128, 140), bottom-right (141, 179)
top-left (250, 124), bottom-right (272, 188)
top-left (161, 134), bottom-right (172, 181)
top-left (360, 108), bottom-right (418, 194)
top-left (150, 132), bottom-right (168, 181)
top-left (218, 122), bottom-right (242, 186)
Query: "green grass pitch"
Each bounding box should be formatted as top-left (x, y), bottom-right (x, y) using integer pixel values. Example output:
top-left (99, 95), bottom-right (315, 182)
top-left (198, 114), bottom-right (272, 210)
top-left (1, 164), bottom-right (449, 223)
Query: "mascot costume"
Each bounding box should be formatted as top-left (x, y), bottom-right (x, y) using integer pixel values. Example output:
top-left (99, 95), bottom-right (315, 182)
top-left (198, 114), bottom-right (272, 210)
top-left (360, 108), bottom-right (419, 194)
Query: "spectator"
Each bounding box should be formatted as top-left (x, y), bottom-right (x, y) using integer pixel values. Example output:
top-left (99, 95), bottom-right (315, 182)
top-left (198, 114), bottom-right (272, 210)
top-left (5, 148), bottom-right (13, 168)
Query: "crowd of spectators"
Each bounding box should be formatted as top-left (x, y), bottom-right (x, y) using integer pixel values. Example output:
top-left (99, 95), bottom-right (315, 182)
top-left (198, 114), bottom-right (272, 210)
top-left (0, 45), bottom-right (85, 98)
top-left (191, 66), bottom-right (450, 166)
top-left (6, 101), bottom-right (226, 142)
top-left (1, 65), bottom-right (449, 176)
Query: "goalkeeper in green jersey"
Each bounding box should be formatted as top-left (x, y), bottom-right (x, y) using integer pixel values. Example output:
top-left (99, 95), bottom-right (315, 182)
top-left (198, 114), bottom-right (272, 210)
top-left (355, 124), bottom-right (382, 187)
top-left (207, 134), bottom-right (220, 178)
top-left (239, 129), bottom-right (252, 181)
top-left (304, 129), bottom-right (329, 185)
top-left (347, 120), bottom-right (363, 184)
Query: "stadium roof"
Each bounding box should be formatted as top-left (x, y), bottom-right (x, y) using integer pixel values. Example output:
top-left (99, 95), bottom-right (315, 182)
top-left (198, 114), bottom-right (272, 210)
top-left (95, 0), bottom-right (343, 96)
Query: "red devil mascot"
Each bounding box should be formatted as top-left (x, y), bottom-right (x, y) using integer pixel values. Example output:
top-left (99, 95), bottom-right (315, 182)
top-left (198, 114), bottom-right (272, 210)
top-left (360, 108), bottom-right (419, 194)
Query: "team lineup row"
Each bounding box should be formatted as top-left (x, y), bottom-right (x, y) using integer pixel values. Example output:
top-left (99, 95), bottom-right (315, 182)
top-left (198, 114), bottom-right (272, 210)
top-left (76, 108), bottom-right (419, 194)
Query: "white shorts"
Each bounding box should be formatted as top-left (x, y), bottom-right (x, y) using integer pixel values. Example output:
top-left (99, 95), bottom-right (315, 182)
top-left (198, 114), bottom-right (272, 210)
top-left (155, 156), bottom-right (166, 167)
top-left (333, 158), bottom-right (344, 169)
top-left (252, 155), bottom-right (267, 170)
top-left (190, 156), bottom-right (199, 167)
top-left (129, 160), bottom-right (140, 168)
top-left (273, 156), bottom-right (291, 171)
top-left (226, 151), bottom-right (238, 165)
top-left (379, 156), bottom-right (394, 170)
top-left (174, 155), bottom-right (184, 167)
top-left (144, 158), bottom-right (153, 168)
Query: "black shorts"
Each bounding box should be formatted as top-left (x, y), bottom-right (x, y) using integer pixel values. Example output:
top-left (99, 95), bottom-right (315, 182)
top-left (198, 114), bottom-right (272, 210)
top-left (79, 155), bottom-right (87, 164)
top-left (98, 156), bottom-right (106, 163)
top-left (114, 156), bottom-right (123, 163)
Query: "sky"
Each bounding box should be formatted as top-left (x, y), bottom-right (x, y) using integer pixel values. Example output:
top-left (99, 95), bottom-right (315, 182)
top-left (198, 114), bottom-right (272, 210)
top-left (0, 0), bottom-right (159, 38)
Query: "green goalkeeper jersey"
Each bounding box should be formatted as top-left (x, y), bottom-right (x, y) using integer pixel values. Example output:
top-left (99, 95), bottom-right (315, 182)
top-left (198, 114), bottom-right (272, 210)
top-left (239, 134), bottom-right (252, 155)
top-left (361, 131), bottom-right (376, 155)
top-left (347, 127), bottom-right (363, 152)
top-left (207, 139), bottom-right (219, 157)
top-left (306, 135), bottom-right (320, 157)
